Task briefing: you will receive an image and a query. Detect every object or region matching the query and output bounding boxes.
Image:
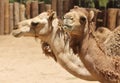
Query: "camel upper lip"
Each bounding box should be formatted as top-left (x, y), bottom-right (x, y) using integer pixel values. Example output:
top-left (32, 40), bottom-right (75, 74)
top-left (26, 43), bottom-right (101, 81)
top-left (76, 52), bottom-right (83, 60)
top-left (63, 25), bottom-right (73, 32)
top-left (63, 25), bottom-right (72, 28)
top-left (12, 31), bottom-right (22, 37)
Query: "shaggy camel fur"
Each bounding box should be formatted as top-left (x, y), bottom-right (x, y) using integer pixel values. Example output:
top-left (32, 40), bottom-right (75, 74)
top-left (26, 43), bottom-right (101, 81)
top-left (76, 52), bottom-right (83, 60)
top-left (63, 6), bottom-right (120, 83)
top-left (12, 10), bottom-right (97, 81)
top-left (103, 26), bottom-right (120, 56)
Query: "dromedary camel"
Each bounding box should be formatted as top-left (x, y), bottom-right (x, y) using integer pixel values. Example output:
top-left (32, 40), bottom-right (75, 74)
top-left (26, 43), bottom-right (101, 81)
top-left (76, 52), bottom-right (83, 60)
top-left (12, 10), bottom-right (97, 81)
top-left (63, 6), bottom-right (120, 83)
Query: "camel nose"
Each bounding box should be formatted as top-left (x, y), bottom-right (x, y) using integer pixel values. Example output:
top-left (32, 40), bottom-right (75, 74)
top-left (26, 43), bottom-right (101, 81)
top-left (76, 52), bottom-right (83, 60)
top-left (13, 25), bottom-right (19, 30)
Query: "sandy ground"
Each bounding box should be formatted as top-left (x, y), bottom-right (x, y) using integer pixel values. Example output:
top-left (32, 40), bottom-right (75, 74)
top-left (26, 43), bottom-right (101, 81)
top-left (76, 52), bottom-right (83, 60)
top-left (0, 35), bottom-right (99, 83)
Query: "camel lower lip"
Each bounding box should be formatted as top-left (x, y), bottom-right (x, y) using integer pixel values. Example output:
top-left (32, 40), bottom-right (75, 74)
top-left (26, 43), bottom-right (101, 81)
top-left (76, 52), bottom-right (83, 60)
top-left (12, 32), bottom-right (22, 37)
top-left (63, 26), bottom-right (72, 31)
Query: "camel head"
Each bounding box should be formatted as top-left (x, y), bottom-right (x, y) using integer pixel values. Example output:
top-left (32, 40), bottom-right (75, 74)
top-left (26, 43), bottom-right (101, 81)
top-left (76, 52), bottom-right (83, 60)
top-left (12, 10), bottom-right (58, 38)
top-left (63, 6), bottom-right (94, 37)
top-left (30, 10), bottom-right (58, 38)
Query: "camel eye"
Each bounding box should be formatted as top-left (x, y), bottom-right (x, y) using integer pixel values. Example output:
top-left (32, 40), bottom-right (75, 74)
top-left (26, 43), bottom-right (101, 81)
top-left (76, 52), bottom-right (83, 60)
top-left (70, 17), bottom-right (73, 20)
top-left (80, 16), bottom-right (86, 24)
top-left (31, 22), bottom-right (39, 26)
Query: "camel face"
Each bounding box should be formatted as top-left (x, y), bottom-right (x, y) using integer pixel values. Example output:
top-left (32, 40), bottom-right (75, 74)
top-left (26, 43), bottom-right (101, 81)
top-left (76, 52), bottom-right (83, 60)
top-left (30, 11), bottom-right (58, 36)
top-left (63, 6), bottom-right (94, 36)
top-left (12, 10), bottom-right (56, 37)
top-left (63, 10), bottom-right (87, 36)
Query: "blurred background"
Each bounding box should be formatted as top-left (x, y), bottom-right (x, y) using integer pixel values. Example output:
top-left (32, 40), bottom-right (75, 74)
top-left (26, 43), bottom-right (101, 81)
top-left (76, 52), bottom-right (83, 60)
top-left (9, 0), bottom-right (120, 8)
top-left (0, 0), bottom-right (120, 35)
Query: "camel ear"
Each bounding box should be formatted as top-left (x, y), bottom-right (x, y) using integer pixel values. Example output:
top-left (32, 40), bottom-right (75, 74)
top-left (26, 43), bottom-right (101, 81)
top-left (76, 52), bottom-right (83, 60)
top-left (48, 11), bottom-right (56, 21)
top-left (73, 6), bottom-right (80, 9)
top-left (89, 10), bottom-right (94, 22)
top-left (31, 22), bottom-right (39, 26)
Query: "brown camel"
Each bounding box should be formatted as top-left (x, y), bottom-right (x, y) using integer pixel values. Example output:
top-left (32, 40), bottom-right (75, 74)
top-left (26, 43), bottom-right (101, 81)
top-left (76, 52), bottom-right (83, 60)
top-left (12, 10), bottom-right (97, 81)
top-left (63, 6), bottom-right (120, 83)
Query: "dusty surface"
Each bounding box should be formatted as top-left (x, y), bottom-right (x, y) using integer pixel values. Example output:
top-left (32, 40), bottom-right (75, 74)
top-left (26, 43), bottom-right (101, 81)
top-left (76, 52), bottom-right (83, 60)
top-left (0, 35), bottom-right (99, 83)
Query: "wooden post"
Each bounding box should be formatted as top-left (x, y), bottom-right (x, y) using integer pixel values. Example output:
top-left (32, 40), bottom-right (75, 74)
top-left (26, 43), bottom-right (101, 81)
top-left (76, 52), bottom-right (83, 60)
top-left (38, 1), bottom-right (45, 13)
top-left (107, 8), bottom-right (118, 30)
top-left (14, 2), bottom-right (20, 27)
top-left (19, 3), bottom-right (26, 21)
top-left (103, 9), bottom-right (107, 27)
top-left (117, 9), bottom-right (120, 27)
top-left (94, 0), bottom-right (99, 9)
top-left (73, 0), bottom-right (79, 6)
top-left (96, 9), bottom-right (107, 28)
top-left (57, 0), bottom-right (63, 19)
top-left (96, 11), bottom-right (104, 28)
top-left (69, 0), bottom-right (74, 9)
top-left (51, 0), bottom-right (57, 11)
top-left (25, 1), bottom-right (31, 19)
top-left (63, 0), bottom-right (70, 15)
top-left (0, 0), bottom-right (5, 35)
top-left (45, 4), bottom-right (51, 11)
top-left (4, 0), bottom-right (10, 34)
top-left (9, 3), bottom-right (14, 33)
top-left (31, 1), bottom-right (39, 18)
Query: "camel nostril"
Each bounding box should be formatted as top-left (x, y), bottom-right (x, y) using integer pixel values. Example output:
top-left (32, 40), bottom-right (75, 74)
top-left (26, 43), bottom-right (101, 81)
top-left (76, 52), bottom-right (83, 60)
top-left (31, 22), bottom-right (39, 26)
top-left (13, 25), bottom-right (18, 30)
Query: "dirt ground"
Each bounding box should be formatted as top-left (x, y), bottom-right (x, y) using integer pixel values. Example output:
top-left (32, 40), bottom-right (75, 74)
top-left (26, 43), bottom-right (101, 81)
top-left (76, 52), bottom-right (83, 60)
top-left (0, 35), bottom-right (99, 83)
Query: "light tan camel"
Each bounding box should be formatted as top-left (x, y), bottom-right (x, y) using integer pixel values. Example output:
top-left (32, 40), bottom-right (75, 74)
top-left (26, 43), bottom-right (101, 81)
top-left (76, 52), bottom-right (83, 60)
top-left (63, 6), bottom-right (120, 83)
top-left (12, 10), bottom-right (97, 81)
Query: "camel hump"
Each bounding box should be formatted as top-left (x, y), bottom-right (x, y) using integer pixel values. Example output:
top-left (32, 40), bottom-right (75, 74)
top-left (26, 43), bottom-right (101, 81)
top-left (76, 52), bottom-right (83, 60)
top-left (104, 26), bottom-right (120, 56)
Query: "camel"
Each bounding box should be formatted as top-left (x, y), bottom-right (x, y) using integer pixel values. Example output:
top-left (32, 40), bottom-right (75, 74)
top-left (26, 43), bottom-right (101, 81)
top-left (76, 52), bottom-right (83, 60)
top-left (12, 10), bottom-right (97, 81)
top-left (63, 6), bottom-right (120, 83)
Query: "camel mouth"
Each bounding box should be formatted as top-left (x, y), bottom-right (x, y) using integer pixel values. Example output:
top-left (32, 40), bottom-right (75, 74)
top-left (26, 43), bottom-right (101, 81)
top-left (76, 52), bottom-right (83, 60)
top-left (63, 25), bottom-right (73, 32)
top-left (12, 31), bottom-right (23, 38)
